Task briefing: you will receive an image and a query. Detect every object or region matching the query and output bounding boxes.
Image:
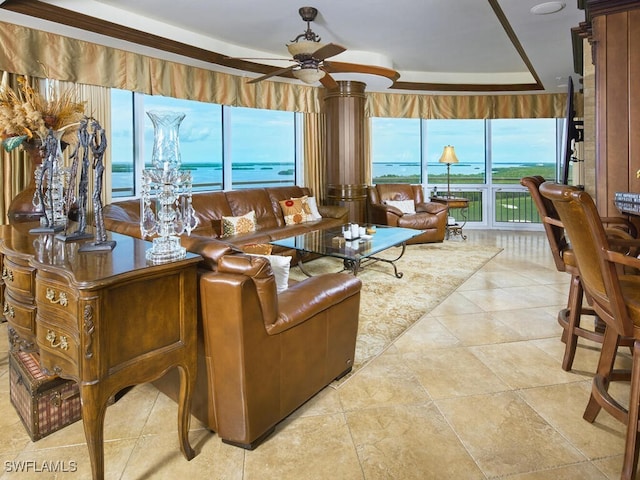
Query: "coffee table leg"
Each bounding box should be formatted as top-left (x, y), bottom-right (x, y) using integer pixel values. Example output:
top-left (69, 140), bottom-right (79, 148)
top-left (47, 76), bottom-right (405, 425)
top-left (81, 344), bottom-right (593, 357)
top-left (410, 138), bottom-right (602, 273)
top-left (363, 243), bottom-right (406, 278)
top-left (297, 257), bottom-right (313, 277)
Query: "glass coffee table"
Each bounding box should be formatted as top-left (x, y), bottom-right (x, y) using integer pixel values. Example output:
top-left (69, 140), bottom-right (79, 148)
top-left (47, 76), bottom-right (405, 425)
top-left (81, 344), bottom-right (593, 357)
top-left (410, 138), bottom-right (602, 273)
top-left (270, 225), bottom-right (423, 278)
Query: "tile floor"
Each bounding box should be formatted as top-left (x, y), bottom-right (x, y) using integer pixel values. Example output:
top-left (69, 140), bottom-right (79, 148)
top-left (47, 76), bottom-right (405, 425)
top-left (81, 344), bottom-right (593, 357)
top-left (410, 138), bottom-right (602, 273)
top-left (0, 229), bottom-right (635, 479)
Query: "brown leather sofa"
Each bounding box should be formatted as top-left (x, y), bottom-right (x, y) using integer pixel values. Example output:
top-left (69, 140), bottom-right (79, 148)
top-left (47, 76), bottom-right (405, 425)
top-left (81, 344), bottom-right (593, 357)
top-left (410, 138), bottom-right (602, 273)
top-left (367, 183), bottom-right (448, 243)
top-left (103, 185), bottom-right (349, 267)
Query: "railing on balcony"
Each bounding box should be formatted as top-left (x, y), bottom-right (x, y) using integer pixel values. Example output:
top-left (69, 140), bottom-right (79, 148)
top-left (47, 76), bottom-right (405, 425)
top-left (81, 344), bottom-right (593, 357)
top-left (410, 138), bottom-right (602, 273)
top-left (442, 189), bottom-right (542, 225)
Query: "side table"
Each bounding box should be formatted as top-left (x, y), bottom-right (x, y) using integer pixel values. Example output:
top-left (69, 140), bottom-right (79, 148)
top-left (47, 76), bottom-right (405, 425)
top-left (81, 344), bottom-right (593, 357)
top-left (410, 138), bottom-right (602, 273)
top-left (430, 196), bottom-right (469, 240)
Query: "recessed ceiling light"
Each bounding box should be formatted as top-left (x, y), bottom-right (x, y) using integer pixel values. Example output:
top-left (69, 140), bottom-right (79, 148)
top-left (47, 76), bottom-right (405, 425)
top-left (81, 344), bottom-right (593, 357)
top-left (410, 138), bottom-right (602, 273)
top-left (530, 2), bottom-right (566, 15)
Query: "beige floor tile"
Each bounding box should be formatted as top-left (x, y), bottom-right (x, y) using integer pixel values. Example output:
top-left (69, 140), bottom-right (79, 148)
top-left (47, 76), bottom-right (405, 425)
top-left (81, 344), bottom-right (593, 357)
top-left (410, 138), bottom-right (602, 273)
top-left (592, 454), bottom-right (639, 479)
top-left (0, 438), bottom-right (137, 480)
top-left (518, 381), bottom-right (626, 459)
top-left (489, 306), bottom-right (563, 340)
top-left (436, 311), bottom-right (526, 345)
top-left (460, 284), bottom-right (568, 312)
top-left (470, 340), bottom-right (582, 389)
top-left (457, 269), bottom-right (538, 290)
top-left (347, 403), bottom-right (484, 480)
top-left (393, 315), bottom-right (462, 353)
top-left (504, 462), bottom-right (607, 479)
top-left (141, 390), bottom-right (208, 436)
top-left (338, 350), bottom-right (430, 410)
top-left (437, 391), bottom-right (586, 478)
top-left (402, 347), bottom-right (509, 399)
top-left (121, 430), bottom-right (241, 480)
top-left (289, 383), bottom-right (345, 419)
top-left (428, 291), bottom-right (485, 317)
top-left (244, 413), bottom-right (363, 480)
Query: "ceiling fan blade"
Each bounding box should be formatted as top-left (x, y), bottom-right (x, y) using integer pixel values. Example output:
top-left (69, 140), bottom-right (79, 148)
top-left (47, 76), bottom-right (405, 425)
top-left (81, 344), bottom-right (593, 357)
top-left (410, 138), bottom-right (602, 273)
top-left (319, 71), bottom-right (338, 89)
top-left (225, 56), bottom-right (293, 62)
top-left (312, 43), bottom-right (346, 61)
top-left (247, 65), bottom-right (296, 84)
top-left (322, 61), bottom-right (400, 82)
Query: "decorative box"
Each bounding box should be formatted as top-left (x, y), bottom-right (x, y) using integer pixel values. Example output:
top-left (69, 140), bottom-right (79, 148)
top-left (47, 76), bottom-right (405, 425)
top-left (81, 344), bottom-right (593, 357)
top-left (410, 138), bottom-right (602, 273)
top-left (9, 350), bottom-right (81, 441)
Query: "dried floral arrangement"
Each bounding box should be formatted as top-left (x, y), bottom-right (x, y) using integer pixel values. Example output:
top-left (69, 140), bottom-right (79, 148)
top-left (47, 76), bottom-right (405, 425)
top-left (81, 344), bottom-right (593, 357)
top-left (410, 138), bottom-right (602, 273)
top-left (0, 74), bottom-right (85, 152)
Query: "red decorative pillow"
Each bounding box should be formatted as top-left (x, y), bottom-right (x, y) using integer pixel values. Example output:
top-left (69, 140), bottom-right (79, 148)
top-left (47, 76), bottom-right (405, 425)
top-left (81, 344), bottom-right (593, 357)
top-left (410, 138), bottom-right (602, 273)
top-left (279, 198), bottom-right (308, 225)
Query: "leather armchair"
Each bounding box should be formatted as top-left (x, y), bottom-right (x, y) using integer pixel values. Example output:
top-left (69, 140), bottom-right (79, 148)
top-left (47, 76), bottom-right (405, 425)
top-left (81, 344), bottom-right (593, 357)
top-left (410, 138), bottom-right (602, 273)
top-left (195, 254), bottom-right (362, 448)
top-left (367, 183), bottom-right (448, 243)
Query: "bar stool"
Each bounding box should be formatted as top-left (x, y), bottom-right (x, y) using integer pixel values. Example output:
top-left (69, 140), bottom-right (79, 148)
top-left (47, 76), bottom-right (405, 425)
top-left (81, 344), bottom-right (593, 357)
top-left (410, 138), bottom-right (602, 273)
top-left (521, 176), bottom-right (636, 370)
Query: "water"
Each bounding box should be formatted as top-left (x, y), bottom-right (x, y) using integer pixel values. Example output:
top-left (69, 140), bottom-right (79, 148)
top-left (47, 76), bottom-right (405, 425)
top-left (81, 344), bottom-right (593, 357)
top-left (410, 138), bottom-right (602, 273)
top-left (372, 162), bottom-right (547, 177)
top-left (112, 161), bottom-right (551, 194)
top-left (112, 162), bottom-right (295, 194)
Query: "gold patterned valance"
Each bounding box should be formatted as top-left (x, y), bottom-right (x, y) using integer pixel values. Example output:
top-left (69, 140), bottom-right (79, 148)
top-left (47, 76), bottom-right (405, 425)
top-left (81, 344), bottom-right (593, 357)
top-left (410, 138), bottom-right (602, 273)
top-left (0, 21), bottom-right (322, 113)
top-left (0, 20), bottom-right (582, 119)
top-left (366, 90), bottom-right (583, 119)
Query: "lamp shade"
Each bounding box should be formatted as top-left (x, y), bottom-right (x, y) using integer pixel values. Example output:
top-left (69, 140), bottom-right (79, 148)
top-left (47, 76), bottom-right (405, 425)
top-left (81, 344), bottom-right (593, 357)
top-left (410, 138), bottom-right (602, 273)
top-left (439, 145), bottom-right (459, 164)
top-left (293, 67), bottom-right (325, 84)
top-left (287, 40), bottom-right (325, 58)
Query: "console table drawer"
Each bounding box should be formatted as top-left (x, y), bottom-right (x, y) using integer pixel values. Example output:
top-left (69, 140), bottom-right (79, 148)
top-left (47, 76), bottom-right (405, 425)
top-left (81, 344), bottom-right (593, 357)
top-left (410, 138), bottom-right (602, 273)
top-left (36, 322), bottom-right (79, 375)
top-left (35, 281), bottom-right (78, 318)
top-left (2, 259), bottom-right (35, 298)
top-left (3, 292), bottom-right (36, 333)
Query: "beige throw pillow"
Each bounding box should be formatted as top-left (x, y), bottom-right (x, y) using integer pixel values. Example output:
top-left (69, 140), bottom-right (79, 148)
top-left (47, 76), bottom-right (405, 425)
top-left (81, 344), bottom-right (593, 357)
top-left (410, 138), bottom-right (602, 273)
top-left (385, 199), bottom-right (416, 214)
top-left (221, 210), bottom-right (257, 236)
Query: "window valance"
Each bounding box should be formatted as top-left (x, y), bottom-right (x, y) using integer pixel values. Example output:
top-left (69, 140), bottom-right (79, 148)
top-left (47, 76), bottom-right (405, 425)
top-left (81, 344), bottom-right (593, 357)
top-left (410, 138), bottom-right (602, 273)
top-left (0, 21), bottom-right (582, 119)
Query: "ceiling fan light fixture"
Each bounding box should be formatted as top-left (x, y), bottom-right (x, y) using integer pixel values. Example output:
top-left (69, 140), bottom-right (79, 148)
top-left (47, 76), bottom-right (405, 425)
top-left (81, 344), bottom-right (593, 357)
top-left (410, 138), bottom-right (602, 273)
top-left (293, 67), bottom-right (325, 84)
top-left (287, 40), bottom-right (326, 58)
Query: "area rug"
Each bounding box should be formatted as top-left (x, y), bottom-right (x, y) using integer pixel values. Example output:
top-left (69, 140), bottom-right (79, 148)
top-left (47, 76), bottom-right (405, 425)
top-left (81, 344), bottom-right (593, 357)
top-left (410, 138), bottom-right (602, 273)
top-left (288, 241), bottom-right (503, 385)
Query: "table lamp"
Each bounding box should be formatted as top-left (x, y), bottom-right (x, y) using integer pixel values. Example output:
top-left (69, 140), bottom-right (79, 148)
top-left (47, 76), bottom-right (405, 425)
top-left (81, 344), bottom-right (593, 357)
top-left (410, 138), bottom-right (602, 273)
top-left (439, 145), bottom-right (459, 198)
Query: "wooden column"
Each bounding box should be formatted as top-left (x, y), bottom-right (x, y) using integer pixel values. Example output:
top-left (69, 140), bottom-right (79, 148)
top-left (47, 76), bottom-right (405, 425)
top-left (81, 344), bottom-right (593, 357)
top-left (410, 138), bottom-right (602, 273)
top-left (323, 80), bottom-right (367, 223)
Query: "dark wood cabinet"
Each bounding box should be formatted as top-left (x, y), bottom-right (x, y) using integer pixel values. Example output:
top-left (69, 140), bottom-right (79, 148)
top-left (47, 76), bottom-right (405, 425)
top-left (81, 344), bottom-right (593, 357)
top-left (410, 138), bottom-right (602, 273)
top-left (581, 1), bottom-right (640, 216)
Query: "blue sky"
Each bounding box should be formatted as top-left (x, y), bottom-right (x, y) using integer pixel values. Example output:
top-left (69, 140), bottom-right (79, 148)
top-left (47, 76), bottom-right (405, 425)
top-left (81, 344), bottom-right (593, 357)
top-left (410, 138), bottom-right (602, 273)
top-left (111, 89), bottom-right (560, 168)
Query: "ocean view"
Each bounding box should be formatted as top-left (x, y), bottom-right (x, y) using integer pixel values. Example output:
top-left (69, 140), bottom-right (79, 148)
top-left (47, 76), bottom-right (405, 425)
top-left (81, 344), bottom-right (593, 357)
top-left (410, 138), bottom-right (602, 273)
top-left (111, 160), bottom-right (556, 194)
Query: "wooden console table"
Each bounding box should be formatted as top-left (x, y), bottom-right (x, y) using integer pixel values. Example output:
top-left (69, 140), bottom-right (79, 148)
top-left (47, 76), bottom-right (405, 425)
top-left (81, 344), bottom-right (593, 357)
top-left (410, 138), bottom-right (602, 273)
top-left (430, 196), bottom-right (469, 240)
top-left (2, 225), bottom-right (200, 480)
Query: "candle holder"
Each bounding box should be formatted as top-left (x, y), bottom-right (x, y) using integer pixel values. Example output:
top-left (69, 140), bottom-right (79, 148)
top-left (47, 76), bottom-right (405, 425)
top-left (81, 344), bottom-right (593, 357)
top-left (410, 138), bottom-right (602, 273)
top-left (140, 111), bottom-right (198, 263)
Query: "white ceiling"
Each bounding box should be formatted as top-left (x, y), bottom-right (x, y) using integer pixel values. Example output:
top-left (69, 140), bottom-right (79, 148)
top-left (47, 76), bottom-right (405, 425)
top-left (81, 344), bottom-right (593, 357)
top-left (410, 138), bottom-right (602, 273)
top-left (0, 0), bottom-right (586, 93)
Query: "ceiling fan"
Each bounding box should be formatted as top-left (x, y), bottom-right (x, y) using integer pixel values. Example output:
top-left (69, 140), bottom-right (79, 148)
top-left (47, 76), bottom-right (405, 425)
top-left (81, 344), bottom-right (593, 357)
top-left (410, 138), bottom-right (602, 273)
top-left (233, 6), bottom-right (400, 89)
top-left (243, 6), bottom-right (344, 87)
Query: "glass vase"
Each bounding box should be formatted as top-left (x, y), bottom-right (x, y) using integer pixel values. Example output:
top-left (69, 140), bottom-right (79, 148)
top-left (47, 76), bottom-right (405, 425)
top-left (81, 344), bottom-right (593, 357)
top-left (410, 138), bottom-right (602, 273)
top-left (147, 110), bottom-right (185, 172)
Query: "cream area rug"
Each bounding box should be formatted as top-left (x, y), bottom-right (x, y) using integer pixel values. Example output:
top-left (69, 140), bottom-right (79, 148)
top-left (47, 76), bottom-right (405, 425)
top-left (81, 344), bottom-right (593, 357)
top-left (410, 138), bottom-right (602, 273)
top-left (289, 241), bottom-right (503, 384)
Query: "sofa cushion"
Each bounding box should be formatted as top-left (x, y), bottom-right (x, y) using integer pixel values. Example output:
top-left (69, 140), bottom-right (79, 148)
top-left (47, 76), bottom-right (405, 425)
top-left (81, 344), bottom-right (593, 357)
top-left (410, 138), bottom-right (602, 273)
top-left (241, 243), bottom-right (273, 255)
top-left (303, 196), bottom-right (322, 220)
top-left (225, 189), bottom-right (280, 230)
top-left (222, 210), bottom-right (257, 236)
top-left (279, 197), bottom-right (309, 225)
top-left (385, 199), bottom-right (416, 214)
top-left (247, 254), bottom-right (292, 293)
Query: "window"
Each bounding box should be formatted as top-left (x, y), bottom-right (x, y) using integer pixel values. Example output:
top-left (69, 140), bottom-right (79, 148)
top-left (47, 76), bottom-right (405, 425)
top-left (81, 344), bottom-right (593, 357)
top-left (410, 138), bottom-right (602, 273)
top-left (227, 107), bottom-right (296, 189)
top-left (425, 119), bottom-right (486, 187)
top-left (143, 94), bottom-right (223, 192)
top-left (370, 116), bottom-right (564, 227)
top-left (490, 119), bottom-right (558, 184)
top-left (110, 89), bottom-right (135, 197)
top-left (110, 91), bottom-right (298, 198)
top-left (370, 117), bottom-right (421, 183)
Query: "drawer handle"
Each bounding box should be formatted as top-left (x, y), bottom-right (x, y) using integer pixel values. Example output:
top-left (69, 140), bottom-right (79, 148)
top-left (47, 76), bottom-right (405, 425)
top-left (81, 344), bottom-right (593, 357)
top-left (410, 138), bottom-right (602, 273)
top-left (46, 330), bottom-right (69, 350)
top-left (46, 288), bottom-right (68, 307)
top-left (3, 301), bottom-right (15, 318)
top-left (2, 265), bottom-right (13, 282)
